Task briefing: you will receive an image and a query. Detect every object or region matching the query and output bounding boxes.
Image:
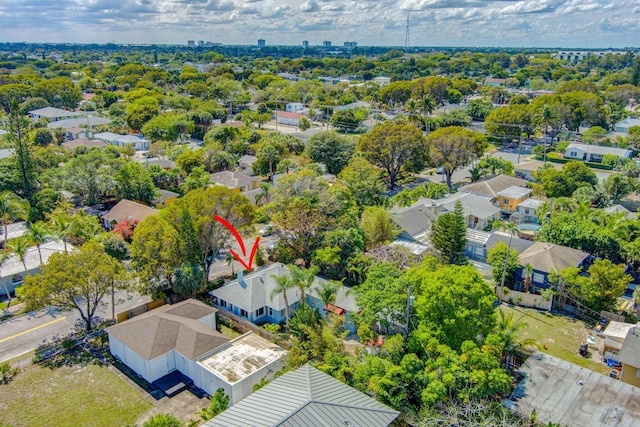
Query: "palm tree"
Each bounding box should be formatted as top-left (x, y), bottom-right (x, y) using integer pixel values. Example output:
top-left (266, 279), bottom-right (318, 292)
top-left (225, 252), bottom-right (235, 276)
top-left (535, 103), bottom-right (555, 162)
top-left (27, 221), bottom-right (51, 265)
top-left (270, 274), bottom-right (295, 328)
top-left (8, 236), bottom-right (30, 272)
top-left (495, 309), bottom-right (537, 369)
top-left (315, 280), bottom-right (340, 319)
top-left (289, 265), bottom-right (318, 306)
top-left (261, 145), bottom-right (279, 179)
top-left (255, 183), bottom-right (273, 207)
top-left (0, 191), bottom-right (29, 247)
top-left (51, 212), bottom-right (72, 252)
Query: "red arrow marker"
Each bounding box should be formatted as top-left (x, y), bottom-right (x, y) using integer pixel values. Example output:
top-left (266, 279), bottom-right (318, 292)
top-left (214, 215), bottom-right (260, 271)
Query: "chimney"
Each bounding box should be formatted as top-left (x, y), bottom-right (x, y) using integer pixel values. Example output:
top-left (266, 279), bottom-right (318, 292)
top-left (238, 270), bottom-right (247, 288)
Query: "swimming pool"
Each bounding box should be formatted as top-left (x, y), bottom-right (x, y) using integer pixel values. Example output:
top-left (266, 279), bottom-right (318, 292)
top-left (518, 223), bottom-right (541, 232)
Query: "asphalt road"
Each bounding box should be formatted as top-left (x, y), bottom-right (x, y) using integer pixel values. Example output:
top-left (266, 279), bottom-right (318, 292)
top-left (0, 288), bottom-right (150, 363)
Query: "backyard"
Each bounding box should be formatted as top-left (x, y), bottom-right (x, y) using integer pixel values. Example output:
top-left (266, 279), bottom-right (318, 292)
top-left (0, 361), bottom-right (152, 427)
top-left (500, 305), bottom-right (610, 375)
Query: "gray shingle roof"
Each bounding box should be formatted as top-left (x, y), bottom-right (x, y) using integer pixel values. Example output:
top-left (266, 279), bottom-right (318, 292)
top-left (391, 202), bottom-right (438, 241)
top-left (106, 299), bottom-right (228, 360)
top-left (29, 107), bottom-right (86, 119)
top-left (566, 143), bottom-right (632, 157)
top-left (618, 327), bottom-right (640, 368)
top-left (46, 116), bottom-right (111, 129)
top-left (486, 233), bottom-right (535, 254)
top-left (204, 364), bottom-right (399, 427)
top-left (440, 192), bottom-right (501, 220)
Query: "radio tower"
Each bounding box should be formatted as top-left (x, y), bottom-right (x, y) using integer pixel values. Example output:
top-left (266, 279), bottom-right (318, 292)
top-left (404, 12), bottom-right (410, 47)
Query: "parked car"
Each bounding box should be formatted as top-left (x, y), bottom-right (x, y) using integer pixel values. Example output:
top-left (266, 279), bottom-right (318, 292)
top-left (258, 224), bottom-right (273, 236)
top-left (436, 166), bottom-right (445, 174)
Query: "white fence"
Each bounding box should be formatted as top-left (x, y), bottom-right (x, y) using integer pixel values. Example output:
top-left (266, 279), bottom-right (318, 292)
top-left (496, 286), bottom-right (553, 311)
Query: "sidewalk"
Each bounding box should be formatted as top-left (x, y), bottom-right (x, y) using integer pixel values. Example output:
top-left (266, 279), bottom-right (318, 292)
top-left (1, 301), bottom-right (26, 321)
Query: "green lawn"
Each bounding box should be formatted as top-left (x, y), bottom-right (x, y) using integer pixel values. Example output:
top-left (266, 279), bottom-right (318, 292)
top-left (219, 324), bottom-right (242, 339)
top-left (0, 363), bottom-right (152, 427)
top-left (499, 305), bottom-right (610, 375)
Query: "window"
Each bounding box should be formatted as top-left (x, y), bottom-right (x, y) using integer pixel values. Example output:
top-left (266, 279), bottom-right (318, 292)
top-left (636, 369), bottom-right (640, 380)
top-left (240, 309), bottom-right (248, 318)
top-left (229, 303), bottom-right (234, 312)
top-left (12, 274), bottom-right (22, 284)
top-left (268, 307), bottom-right (273, 317)
top-left (220, 299), bottom-right (227, 308)
top-left (502, 199), bottom-right (509, 205)
top-left (256, 307), bottom-right (265, 317)
top-left (532, 272), bottom-right (544, 284)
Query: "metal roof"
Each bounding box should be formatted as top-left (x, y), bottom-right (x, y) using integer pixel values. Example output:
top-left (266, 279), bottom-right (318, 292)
top-left (205, 364), bottom-right (399, 427)
top-left (496, 186), bottom-right (532, 199)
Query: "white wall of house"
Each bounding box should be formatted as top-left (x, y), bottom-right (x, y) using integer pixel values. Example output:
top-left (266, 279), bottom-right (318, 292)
top-left (276, 116), bottom-right (300, 126)
top-left (109, 335), bottom-right (149, 382)
top-left (228, 358), bottom-right (283, 404)
top-left (148, 353), bottom-right (171, 382)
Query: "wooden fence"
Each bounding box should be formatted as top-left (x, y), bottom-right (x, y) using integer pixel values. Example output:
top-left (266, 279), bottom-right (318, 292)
top-left (116, 298), bottom-right (166, 323)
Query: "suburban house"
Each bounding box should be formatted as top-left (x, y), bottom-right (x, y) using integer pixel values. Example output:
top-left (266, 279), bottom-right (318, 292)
top-left (0, 240), bottom-right (71, 296)
top-left (618, 326), bottom-right (640, 387)
top-left (564, 143), bottom-right (633, 163)
top-left (603, 204), bottom-right (637, 219)
top-left (106, 299), bottom-right (286, 403)
top-left (61, 127), bottom-right (93, 140)
top-left (391, 193), bottom-right (501, 244)
top-left (602, 321), bottom-right (637, 363)
top-left (495, 186), bottom-right (532, 212)
top-left (615, 117), bottom-right (640, 134)
top-left (390, 200), bottom-right (439, 245)
top-left (140, 157), bottom-right (177, 169)
top-left (465, 229), bottom-right (534, 263)
top-left (483, 77), bottom-right (506, 87)
top-left (205, 364), bottom-right (400, 427)
top-left (439, 192), bottom-right (501, 230)
top-left (101, 199), bottom-right (158, 230)
top-left (46, 116), bottom-right (111, 130)
top-left (60, 138), bottom-right (108, 150)
top-left (373, 76), bottom-right (391, 87)
top-left (94, 132), bottom-right (151, 151)
top-left (0, 221), bottom-right (28, 244)
top-left (285, 102), bottom-right (304, 113)
top-left (212, 263), bottom-right (359, 333)
top-left (210, 171), bottom-right (261, 193)
top-left (459, 175), bottom-right (529, 198)
top-left (507, 353), bottom-right (640, 427)
top-left (337, 101), bottom-right (371, 111)
top-left (275, 111), bottom-right (303, 127)
top-left (29, 107), bottom-right (86, 121)
top-left (515, 242), bottom-right (589, 292)
top-left (515, 160), bottom-right (562, 181)
top-left (154, 189), bottom-right (180, 208)
top-left (511, 198), bottom-right (545, 224)
top-left (237, 155), bottom-right (257, 174)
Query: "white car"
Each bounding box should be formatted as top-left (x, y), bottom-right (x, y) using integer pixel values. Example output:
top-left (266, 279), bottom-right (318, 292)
top-left (258, 224), bottom-right (273, 236)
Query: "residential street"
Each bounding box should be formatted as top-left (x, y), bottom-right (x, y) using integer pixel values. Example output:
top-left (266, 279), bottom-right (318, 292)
top-left (0, 289), bottom-right (150, 363)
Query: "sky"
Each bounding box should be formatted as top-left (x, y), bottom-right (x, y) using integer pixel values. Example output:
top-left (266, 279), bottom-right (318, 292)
top-left (0, 0), bottom-right (637, 48)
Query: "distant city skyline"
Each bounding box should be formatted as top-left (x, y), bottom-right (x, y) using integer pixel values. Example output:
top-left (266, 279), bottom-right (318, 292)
top-left (0, 0), bottom-right (637, 49)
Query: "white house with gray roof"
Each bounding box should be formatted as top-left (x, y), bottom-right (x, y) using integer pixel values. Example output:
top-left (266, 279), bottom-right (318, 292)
top-left (94, 132), bottom-right (150, 150)
top-left (0, 240), bottom-right (71, 296)
top-left (28, 107), bottom-right (86, 121)
top-left (46, 116), bottom-right (111, 130)
top-left (615, 117), bottom-right (640, 134)
top-left (564, 143), bottom-right (633, 163)
top-left (212, 263), bottom-right (360, 332)
top-left (205, 363), bottom-right (399, 427)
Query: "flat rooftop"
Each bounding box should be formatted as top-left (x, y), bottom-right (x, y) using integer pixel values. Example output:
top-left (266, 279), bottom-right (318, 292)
top-left (508, 353), bottom-right (640, 427)
top-left (197, 333), bottom-right (286, 385)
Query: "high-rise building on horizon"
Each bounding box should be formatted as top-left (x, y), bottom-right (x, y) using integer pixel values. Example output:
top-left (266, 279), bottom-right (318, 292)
top-left (344, 41), bottom-right (357, 48)
top-left (302, 40), bottom-right (309, 49)
top-left (323, 41), bottom-right (331, 48)
top-left (187, 40), bottom-right (195, 47)
top-left (258, 39), bottom-right (266, 47)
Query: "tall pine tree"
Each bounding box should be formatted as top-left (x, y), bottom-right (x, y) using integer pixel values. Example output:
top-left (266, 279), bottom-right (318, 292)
top-left (430, 200), bottom-right (467, 265)
top-left (7, 100), bottom-right (37, 199)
